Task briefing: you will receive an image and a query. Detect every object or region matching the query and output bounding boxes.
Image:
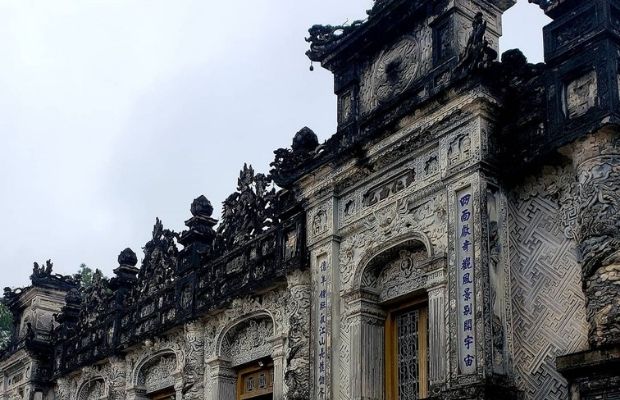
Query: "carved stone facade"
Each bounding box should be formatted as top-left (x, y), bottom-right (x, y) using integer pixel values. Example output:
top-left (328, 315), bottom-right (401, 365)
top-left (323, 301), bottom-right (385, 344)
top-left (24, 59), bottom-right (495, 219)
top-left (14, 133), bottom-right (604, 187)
top-left (2, 0), bottom-right (620, 399)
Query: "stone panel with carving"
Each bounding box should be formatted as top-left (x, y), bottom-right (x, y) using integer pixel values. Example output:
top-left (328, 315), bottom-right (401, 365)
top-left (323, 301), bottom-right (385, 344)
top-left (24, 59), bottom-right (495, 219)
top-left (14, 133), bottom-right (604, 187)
top-left (359, 27), bottom-right (433, 115)
top-left (565, 71), bottom-right (598, 119)
top-left (140, 355), bottom-right (176, 394)
top-left (361, 249), bottom-right (444, 303)
top-left (222, 318), bottom-right (274, 367)
top-left (285, 270), bottom-right (312, 400)
top-left (77, 379), bottom-right (105, 400)
top-left (508, 165), bottom-right (589, 400)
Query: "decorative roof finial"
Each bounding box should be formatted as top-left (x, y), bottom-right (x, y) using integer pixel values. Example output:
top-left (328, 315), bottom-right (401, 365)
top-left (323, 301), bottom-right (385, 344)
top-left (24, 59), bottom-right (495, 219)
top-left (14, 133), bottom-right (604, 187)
top-left (292, 127), bottom-right (319, 154)
top-left (111, 248), bottom-right (140, 291)
top-left (118, 248), bottom-right (138, 267)
top-left (190, 195), bottom-right (214, 218)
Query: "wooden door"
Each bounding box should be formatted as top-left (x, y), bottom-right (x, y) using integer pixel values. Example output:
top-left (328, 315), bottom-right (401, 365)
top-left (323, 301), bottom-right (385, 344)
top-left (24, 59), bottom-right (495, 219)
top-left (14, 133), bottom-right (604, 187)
top-left (237, 363), bottom-right (274, 400)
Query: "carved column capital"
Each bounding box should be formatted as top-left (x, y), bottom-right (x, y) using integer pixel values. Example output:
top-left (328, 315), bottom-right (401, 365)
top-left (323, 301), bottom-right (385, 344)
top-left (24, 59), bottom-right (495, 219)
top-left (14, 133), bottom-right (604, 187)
top-left (428, 284), bottom-right (447, 299)
top-left (564, 131), bottom-right (620, 272)
top-left (345, 289), bottom-right (385, 325)
top-left (206, 356), bottom-right (232, 370)
top-left (268, 334), bottom-right (287, 358)
top-left (286, 269), bottom-right (311, 288)
top-left (206, 357), bottom-right (236, 400)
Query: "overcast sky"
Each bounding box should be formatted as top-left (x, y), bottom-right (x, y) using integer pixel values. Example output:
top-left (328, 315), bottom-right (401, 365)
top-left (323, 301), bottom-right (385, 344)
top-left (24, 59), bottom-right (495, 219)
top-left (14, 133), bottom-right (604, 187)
top-left (0, 1), bottom-right (550, 288)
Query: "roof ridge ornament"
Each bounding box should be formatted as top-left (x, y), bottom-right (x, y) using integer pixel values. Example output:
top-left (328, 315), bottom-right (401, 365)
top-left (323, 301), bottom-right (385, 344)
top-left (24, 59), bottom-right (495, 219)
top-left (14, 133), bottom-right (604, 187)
top-left (216, 164), bottom-right (278, 251)
top-left (306, 20), bottom-right (366, 63)
top-left (271, 127), bottom-right (320, 188)
top-left (456, 12), bottom-right (498, 73)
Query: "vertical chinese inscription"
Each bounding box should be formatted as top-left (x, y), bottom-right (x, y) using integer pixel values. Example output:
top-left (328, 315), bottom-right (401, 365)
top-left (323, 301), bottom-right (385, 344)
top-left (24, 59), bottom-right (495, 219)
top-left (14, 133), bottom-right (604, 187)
top-left (316, 258), bottom-right (329, 399)
top-left (457, 188), bottom-right (476, 375)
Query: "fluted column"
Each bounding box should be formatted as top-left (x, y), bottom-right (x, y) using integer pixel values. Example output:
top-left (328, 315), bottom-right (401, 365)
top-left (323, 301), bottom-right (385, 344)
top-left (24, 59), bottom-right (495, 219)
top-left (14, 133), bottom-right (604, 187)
top-left (206, 358), bottom-right (236, 400)
top-left (428, 285), bottom-right (447, 386)
top-left (566, 130), bottom-right (620, 348)
top-left (347, 290), bottom-right (386, 400)
top-left (270, 335), bottom-right (286, 400)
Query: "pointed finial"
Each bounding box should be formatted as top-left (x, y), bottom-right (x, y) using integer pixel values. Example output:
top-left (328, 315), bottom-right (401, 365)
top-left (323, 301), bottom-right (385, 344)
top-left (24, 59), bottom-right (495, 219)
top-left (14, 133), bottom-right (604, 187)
top-left (191, 195), bottom-right (214, 217)
top-left (118, 248), bottom-right (138, 267)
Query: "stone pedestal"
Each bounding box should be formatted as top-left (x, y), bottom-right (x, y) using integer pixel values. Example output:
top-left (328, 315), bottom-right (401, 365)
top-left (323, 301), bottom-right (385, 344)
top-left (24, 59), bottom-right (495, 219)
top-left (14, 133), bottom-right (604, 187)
top-left (557, 346), bottom-right (620, 400)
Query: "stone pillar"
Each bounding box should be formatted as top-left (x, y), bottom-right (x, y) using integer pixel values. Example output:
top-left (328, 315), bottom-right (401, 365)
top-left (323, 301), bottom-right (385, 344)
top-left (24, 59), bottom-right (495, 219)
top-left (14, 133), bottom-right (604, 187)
top-left (173, 372), bottom-right (183, 400)
top-left (270, 335), bottom-right (286, 400)
top-left (108, 357), bottom-right (127, 400)
top-left (206, 358), bottom-right (236, 400)
top-left (307, 197), bottom-right (339, 399)
top-left (428, 285), bottom-right (447, 387)
top-left (183, 323), bottom-right (205, 400)
top-left (567, 130), bottom-right (620, 348)
top-left (284, 270), bottom-right (311, 400)
top-left (347, 291), bottom-right (386, 400)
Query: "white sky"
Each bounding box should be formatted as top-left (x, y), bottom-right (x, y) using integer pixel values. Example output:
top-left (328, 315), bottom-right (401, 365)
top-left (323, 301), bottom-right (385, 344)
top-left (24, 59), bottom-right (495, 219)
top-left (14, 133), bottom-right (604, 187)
top-left (0, 0), bottom-right (550, 288)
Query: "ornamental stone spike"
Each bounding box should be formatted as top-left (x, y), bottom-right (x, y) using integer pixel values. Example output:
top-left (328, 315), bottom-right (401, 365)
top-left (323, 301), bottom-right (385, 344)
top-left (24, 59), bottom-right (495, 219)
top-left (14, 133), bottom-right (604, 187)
top-left (111, 247), bottom-right (139, 290)
top-left (180, 195), bottom-right (218, 248)
top-left (117, 248), bottom-right (138, 267)
top-left (190, 195), bottom-right (214, 218)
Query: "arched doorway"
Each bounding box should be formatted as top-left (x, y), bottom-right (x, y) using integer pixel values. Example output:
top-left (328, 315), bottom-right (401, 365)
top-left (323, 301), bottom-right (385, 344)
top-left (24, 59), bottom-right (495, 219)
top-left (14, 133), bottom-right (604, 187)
top-left (130, 351), bottom-right (181, 400)
top-left (77, 377), bottom-right (107, 400)
top-left (209, 313), bottom-right (281, 400)
top-left (347, 235), bottom-right (447, 400)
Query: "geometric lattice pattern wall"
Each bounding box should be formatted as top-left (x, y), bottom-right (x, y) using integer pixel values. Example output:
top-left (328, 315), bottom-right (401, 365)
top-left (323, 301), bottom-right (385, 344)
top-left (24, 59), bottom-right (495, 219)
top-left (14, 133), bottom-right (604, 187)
top-left (508, 195), bottom-right (588, 400)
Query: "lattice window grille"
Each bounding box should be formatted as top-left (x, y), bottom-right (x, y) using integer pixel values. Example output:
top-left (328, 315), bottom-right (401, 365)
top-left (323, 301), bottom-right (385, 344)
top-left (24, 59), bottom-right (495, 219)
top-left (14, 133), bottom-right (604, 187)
top-left (397, 309), bottom-right (420, 400)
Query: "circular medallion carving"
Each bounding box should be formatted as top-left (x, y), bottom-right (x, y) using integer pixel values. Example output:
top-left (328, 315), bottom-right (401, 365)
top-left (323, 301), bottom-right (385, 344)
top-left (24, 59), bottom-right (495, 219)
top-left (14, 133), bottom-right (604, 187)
top-left (369, 35), bottom-right (421, 107)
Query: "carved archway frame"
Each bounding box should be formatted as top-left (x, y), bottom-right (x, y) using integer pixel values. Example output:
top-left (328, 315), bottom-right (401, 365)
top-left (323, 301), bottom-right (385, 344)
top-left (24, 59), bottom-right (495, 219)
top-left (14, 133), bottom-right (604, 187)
top-left (350, 233), bottom-right (435, 292)
top-left (206, 300), bottom-right (288, 400)
top-left (126, 338), bottom-right (186, 400)
top-left (75, 376), bottom-right (108, 400)
top-left (344, 232), bottom-right (448, 399)
top-left (215, 310), bottom-right (276, 359)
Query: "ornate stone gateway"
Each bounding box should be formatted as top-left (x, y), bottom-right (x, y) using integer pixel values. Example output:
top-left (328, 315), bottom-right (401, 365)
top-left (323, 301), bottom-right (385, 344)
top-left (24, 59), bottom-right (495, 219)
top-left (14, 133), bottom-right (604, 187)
top-left (1, 0), bottom-right (620, 399)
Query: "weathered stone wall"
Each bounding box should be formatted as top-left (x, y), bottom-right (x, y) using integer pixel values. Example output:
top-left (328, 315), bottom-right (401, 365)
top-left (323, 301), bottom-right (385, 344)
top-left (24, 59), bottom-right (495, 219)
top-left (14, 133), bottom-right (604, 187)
top-left (54, 274), bottom-right (311, 400)
top-left (508, 164), bottom-right (589, 400)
